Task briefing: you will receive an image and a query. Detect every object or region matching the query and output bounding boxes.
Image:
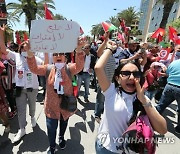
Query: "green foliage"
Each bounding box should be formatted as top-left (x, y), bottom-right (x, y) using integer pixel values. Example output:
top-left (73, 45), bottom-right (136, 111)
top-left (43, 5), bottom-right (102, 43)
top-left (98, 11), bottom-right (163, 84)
top-left (166, 18), bottom-right (180, 32)
top-left (117, 7), bottom-right (140, 27)
top-left (6, 0), bottom-right (55, 32)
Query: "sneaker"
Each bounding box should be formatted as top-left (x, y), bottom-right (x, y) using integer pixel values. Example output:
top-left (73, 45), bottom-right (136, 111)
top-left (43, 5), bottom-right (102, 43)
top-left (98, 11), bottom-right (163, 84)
top-left (31, 117), bottom-right (37, 128)
top-left (175, 126), bottom-right (180, 134)
top-left (4, 125), bottom-right (10, 133)
top-left (13, 128), bottom-right (26, 143)
top-left (47, 147), bottom-right (57, 154)
top-left (59, 137), bottom-right (66, 150)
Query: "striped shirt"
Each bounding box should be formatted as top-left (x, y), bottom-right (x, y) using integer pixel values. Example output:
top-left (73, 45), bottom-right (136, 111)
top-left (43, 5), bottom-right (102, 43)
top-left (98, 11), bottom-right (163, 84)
top-left (104, 55), bottom-right (116, 82)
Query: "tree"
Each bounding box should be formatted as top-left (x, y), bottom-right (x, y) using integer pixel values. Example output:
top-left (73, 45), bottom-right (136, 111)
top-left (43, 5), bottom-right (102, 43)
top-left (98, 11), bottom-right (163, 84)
top-left (6, 12), bottom-right (20, 28)
top-left (53, 14), bottom-right (67, 20)
top-left (158, 0), bottom-right (178, 28)
top-left (6, 0), bottom-right (55, 32)
top-left (90, 24), bottom-right (104, 40)
top-left (117, 7), bottom-right (140, 27)
top-left (166, 18), bottom-right (180, 33)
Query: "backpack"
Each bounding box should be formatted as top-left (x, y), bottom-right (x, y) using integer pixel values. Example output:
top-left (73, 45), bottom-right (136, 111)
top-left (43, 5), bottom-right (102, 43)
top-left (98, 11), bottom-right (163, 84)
top-left (120, 99), bottom-right (156, 154)
top-left (46, 64), bottom-right (78, 97)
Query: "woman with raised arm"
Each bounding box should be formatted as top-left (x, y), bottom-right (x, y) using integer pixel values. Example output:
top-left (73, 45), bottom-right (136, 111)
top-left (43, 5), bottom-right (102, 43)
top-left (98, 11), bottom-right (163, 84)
top-left (24, 38), bottom-right (85, 154)
top-left (94, 37), bottom-right (167, 154)
top-left (0, 25), bottom-right (43, 143)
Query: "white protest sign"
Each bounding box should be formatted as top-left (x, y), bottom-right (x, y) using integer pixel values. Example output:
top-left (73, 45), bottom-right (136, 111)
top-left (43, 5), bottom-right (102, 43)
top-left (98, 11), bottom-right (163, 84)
top-left (30, 20), bottom-right (80, 53)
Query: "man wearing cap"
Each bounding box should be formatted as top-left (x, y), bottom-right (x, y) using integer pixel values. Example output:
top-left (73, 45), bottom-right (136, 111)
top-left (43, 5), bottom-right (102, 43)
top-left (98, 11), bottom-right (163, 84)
top-left (118, 40), bottom-right (147, 66)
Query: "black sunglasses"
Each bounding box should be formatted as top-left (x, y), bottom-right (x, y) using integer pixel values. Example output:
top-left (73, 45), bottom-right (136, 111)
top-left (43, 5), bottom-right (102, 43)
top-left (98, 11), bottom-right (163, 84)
top-left (119, 71), bottom-right (141, 78)
top-left (53, 53), bottom-right (64, 56)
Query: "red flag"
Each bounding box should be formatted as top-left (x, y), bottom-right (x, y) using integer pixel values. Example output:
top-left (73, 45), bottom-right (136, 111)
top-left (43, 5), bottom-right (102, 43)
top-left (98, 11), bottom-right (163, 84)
top-left (151, 28), bottom-right (165, 38)
top-left (118, 32), bottom-right (125, 42)
top-left (176, 39), bottom-right (180, 45)
top-left (157, 34), bottom-right (163, 43)
top-left (159, 48), bottom-right (171, 60)
top-left (44, 3), bottom-right (53, 20)
top-left (118, 18), bottom-right (126, 31)
top-left (169, 26), bottom-right (178, 42)
top-left (15, 31), bottom-right (21, 45)
top-left (80, 27), bottom-right (84, 35)
top-left (23, 32), bottom-right (28, 41)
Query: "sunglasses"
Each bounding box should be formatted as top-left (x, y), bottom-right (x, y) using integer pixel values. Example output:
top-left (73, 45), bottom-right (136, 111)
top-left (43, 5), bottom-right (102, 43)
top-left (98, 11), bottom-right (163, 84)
top-left (119, 71), bottom-right (141, 78)
top-left (53, 53), bottom-right (64, 56)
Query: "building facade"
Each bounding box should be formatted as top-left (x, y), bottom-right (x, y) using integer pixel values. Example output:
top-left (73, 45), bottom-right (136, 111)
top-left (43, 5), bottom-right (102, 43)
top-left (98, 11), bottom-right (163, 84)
top-left (138, 0), bottom-right (180, 42)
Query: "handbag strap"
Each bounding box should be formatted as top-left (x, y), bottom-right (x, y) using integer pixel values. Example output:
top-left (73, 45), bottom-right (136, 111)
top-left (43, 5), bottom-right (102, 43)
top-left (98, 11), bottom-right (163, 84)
top-left (65, 65), bottom-right (72, 79)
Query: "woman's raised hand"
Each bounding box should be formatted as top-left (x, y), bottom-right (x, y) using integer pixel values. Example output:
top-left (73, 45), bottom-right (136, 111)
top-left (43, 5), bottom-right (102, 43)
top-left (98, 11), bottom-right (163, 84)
top-left (106, 40), bottom-right (117, 51)
top-left (76, 36), bottom-right (87, 52)
top-left (21, 40), bottom-right (34, 57)
top-left (134, 78), bottom-right (147, 104)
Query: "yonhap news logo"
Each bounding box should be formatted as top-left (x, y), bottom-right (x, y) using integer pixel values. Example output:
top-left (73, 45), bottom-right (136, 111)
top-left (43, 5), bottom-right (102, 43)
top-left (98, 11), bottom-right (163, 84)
top-left (96, 132), bottom-right (175, 148)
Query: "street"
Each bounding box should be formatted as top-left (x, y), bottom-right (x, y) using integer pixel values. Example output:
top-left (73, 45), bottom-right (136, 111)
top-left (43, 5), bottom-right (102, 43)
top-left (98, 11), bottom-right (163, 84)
top-left (0, 86), bottom-right (180, 154)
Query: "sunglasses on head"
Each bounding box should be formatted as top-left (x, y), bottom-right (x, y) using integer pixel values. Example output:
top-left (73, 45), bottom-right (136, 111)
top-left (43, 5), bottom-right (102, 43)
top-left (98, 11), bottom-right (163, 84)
top-left (53, 53), bottom-right (64, 56)
top-left (119, 71), bottom-right (141, 78)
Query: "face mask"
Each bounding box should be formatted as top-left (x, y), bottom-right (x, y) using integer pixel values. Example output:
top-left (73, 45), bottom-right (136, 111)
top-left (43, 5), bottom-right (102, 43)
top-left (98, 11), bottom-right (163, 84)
top-left (175, 51), bottom-right (180, 57)
top-left (55, 63), bottom-right (65, 70)
top-left (21, 51), bottom-right (28, 57)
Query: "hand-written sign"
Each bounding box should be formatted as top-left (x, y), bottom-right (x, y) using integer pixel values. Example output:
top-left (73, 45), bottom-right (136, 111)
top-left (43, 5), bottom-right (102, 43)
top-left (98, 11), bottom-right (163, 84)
top-left (30, 20), bottom-right (80, 53)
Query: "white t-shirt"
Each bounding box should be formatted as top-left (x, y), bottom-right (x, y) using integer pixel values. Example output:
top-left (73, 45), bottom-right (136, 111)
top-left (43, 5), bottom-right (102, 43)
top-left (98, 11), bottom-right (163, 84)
top-left (6, 50), bottom-right (42, 89)
top-left (97, 83), bottom-right (136, 153)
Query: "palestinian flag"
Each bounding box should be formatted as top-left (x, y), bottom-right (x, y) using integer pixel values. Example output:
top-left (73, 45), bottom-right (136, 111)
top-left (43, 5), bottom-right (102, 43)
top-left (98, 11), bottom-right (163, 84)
top-left (101, 21), bottom-right (117, 32)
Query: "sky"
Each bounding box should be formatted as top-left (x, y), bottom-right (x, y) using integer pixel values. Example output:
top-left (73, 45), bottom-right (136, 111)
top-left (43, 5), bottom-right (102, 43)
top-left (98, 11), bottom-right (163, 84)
top-left (5, 0), bottom-right (141, 36)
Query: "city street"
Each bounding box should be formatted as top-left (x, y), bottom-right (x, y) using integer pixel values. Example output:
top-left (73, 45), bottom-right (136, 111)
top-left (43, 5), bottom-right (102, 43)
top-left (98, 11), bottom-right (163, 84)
top-left (0, 86), bottom-right (180, 154)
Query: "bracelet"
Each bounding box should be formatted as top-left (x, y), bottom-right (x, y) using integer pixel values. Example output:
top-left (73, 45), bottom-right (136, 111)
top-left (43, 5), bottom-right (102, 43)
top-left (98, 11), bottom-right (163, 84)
top-left (105, 47), bottom-right (113, 52)
top-left (142, 101), bottom-right (152, 107)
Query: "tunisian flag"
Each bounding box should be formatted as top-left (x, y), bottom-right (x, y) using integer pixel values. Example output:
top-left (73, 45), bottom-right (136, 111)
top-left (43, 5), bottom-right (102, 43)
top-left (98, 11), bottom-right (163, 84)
top-left (44, 3), bottom-right (53, 20)
top-left (159, 48), bottom-right (172, 60)
top-left (169, 26), bottom-right (178, 42)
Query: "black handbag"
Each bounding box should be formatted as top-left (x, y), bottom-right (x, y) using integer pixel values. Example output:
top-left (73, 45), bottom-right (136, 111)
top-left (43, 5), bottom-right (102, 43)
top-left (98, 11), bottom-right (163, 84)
top-left (60, 94), bottom-right (77, 112)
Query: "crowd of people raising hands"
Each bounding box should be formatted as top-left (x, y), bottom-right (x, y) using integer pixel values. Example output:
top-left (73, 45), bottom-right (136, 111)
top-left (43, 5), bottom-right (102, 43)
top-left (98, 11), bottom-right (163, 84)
top-left (0, 22), bottom-right (180, 153)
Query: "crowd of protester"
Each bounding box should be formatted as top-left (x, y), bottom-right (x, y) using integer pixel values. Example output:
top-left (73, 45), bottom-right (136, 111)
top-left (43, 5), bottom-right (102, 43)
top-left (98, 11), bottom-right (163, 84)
top-left (0, 23), bottom-right (180, 153)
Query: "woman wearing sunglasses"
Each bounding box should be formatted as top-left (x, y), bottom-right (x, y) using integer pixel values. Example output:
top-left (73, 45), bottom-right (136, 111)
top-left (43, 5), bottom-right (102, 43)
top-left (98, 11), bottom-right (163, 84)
top-left (22, 38), bottom-right (86, 154)
top-left (94, 39), bottom-right (167, 154)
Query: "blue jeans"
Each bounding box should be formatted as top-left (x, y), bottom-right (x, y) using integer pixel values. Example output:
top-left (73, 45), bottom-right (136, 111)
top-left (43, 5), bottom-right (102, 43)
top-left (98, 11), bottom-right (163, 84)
top-left (145, 89), bottom-right (158, 100)
top-left (46, 116), bottom-right (68, 149)
top-left (156, 83), bottom-right (180, 129)
top-left (77, 72), bottom-right (90, 99)
top-left (95, 86), bottom-right (104, 117)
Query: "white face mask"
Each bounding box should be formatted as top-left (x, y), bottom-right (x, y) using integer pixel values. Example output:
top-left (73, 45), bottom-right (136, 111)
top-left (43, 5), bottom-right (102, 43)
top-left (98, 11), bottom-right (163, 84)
top-left (55, 63), bottom-right (65, 70)
top-left (21, 51), bottom-right (28, 57)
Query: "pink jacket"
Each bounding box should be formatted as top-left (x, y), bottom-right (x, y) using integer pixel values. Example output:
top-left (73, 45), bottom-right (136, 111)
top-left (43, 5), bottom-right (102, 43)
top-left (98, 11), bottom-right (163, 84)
top-left (27, 52), bottom-right (85, 120)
